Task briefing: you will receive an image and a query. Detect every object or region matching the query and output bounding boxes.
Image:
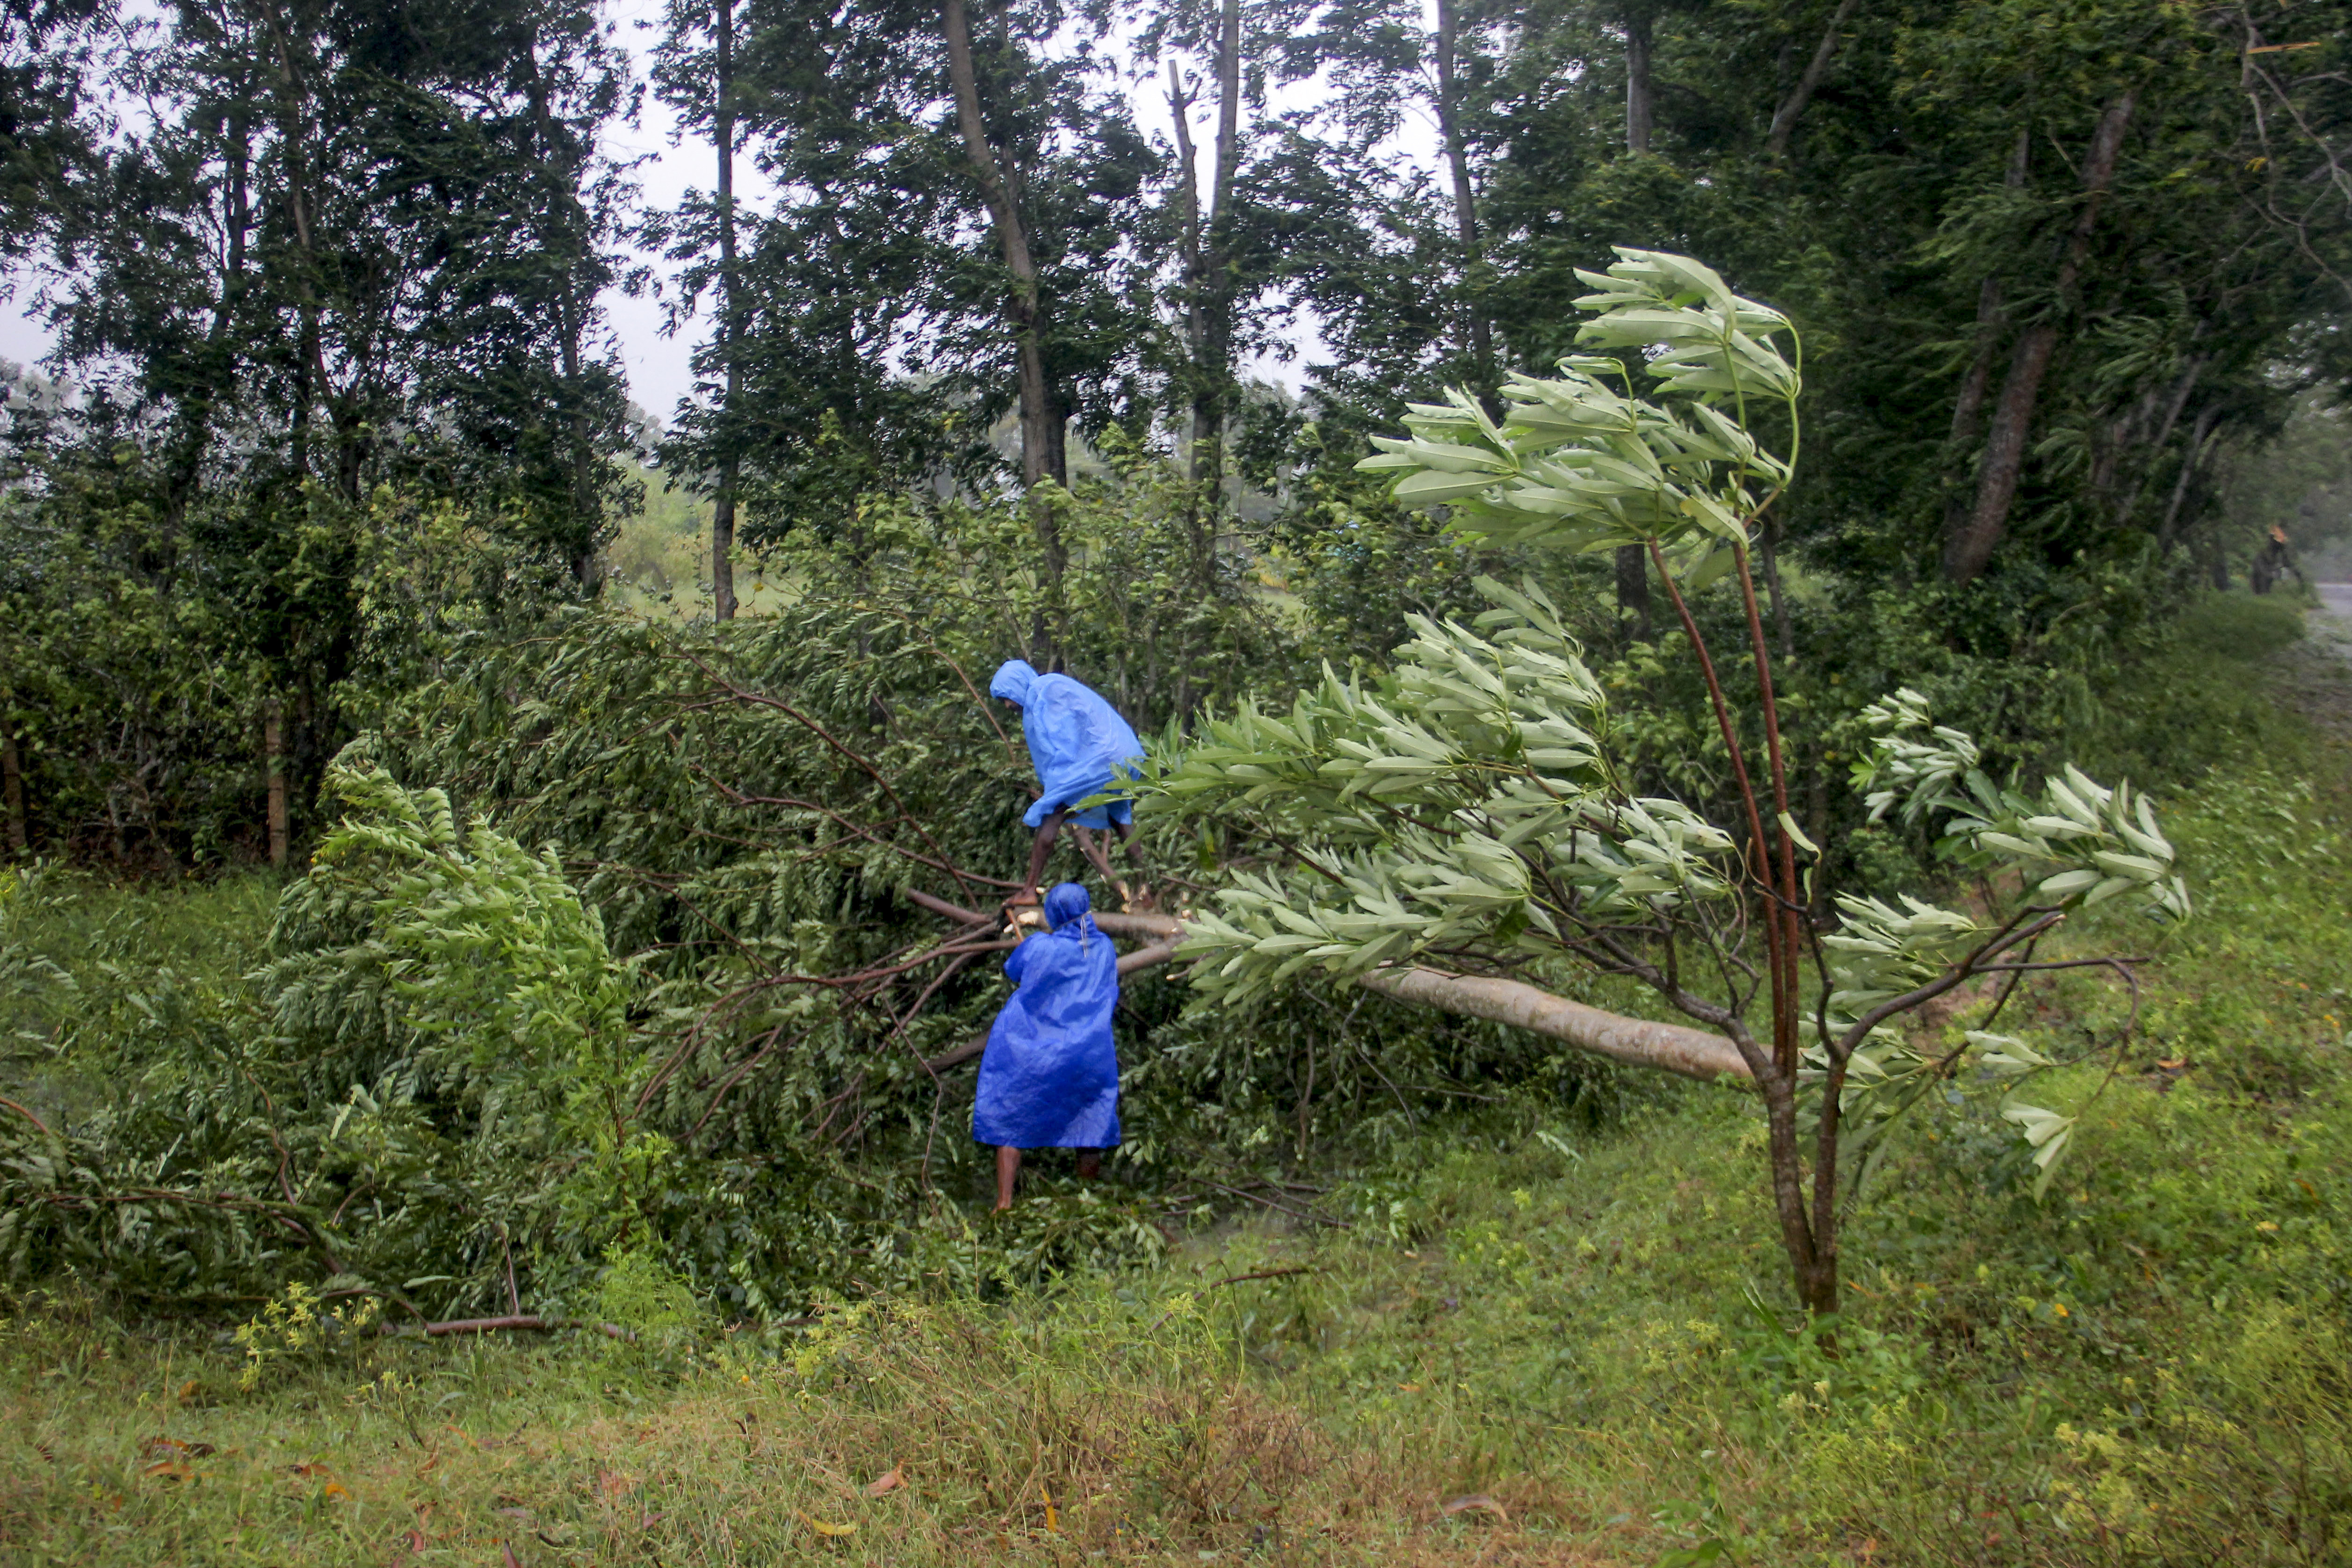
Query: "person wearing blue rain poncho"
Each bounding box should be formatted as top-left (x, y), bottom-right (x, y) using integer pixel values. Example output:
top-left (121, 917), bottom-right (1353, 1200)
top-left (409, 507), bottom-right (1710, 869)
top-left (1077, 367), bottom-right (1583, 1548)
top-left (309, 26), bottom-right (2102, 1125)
top-left (989, 659), bottom-right (1154, 909)
top-left (975, 882), bottom-right (1121, 1209)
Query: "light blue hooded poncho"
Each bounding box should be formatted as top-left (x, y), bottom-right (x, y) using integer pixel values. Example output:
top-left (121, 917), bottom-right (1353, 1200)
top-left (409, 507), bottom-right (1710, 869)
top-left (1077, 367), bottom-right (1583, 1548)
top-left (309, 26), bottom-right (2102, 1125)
top-left (988, 660), bottom-right (1144, 829)
top-left (973, 882), bottom-right (1121, 1150)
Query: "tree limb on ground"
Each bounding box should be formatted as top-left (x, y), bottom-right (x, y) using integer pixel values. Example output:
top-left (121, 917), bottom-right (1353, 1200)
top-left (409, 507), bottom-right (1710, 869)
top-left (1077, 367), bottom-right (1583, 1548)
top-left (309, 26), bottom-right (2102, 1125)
top-left (912, 904), bottom-right (1750, 1082)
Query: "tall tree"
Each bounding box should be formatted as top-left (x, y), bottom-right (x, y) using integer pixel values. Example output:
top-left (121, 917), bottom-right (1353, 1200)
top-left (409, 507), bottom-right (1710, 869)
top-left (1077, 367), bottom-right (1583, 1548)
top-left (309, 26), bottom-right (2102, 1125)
top-left (652, 0), bottom-right (752, 616)
top-left (711, 0), bottom-right (742, 619)
top-left (1613, 1), bottom-right (1654, 638)
top-left (1942, 93), bottom-right (2136, 584)
top-left (26, 0), bottom-right (635, 851)
top-left (1431, 0), bottom-right (1491, 380)
top-left (1287, 0), bottom-right (1505, 414)
top-left (0, 0), bottom-right (104, 260)
top-left (942, 0), bottom-right (1062, 500)
top-left (1461, 0), bottom-right (2352, 604)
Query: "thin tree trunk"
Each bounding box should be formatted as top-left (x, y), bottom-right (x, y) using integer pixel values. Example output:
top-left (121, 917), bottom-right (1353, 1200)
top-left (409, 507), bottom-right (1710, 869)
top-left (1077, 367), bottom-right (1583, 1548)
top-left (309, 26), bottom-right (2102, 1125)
top-left (2158, 404), bottom-right (2221, 555)
top-left (1940, 128), bottom-right (2031, 550)
top-left (164, 106), bottom-right (251, 539)
top-left (526, 48), bottom-right (607, 588)
top-left (1166, 61), bottom-right (1204, 482)
top-left (1188, 0), bottom-right (1241, 497)
top-left (1433, 0), bottom-right (1491, 379)
top-left (263, 14), bottom-right (333, 485)
top-left (711, 0), bottom-right (740, 621)
top-left (941, 0), bottom-right (1057, 486)
top-left (1617, 8), bottom-right (1655, 632)
top-left (1167, 63), bottom-right (1219, 596)
top-left (2116, 350), bottom-right (2205, 528)
top-left (1353, 966), bottom-right (1747, 1080)
top-left (931, 949), bottom-right (1751, 1082)
top-left (1947, 278), bottom-right (2004, 444)
top-left (942, 0), bottom-right (1066, 605)
top-left (1765, 0), bottom-right (1857, 161)
top-left (1616, 543), bottom-right (1650, 641)
top-left (1945, 93), bottom-right (2136, 584)
top-left (1, 718), bottom-right (25, 856)
top-left (1762, 514), bottom-right (1793, 658)
top-left (265, 702), bottom-right (288, 869)
top-left (1624, 8), bottom-right (1652, 153)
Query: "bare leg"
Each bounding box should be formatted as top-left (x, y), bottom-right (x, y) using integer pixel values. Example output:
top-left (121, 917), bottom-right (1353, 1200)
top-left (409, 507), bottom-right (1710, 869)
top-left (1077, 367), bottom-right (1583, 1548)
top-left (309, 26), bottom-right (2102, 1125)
top-left (1014, 809), bottom-right (1069, 908)
top-left (1076, 1149), bottom-right (1102, 1180)
top-left (995, 1145), bottom-right (1021, 1211)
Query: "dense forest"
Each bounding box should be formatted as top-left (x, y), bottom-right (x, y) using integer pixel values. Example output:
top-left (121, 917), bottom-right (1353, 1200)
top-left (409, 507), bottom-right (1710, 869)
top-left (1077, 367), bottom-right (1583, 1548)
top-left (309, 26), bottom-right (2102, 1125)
top-left (4, 0), bottom-right (2349, 869)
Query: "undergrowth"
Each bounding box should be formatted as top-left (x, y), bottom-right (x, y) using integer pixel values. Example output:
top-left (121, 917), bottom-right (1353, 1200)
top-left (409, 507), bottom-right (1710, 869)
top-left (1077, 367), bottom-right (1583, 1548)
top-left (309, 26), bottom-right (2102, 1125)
top-left (2, 592), bottom-right (2347, 1564)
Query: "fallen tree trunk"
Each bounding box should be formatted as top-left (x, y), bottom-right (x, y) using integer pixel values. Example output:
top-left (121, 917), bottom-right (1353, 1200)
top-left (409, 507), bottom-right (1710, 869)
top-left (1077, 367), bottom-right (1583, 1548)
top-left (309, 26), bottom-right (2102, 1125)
top-left (1351, 967), bottom-right (1748, 1082)
top-left (384, 1314), bottom-right (637, 1341)
top-left (915, 906), bottom-right (1748, 1082)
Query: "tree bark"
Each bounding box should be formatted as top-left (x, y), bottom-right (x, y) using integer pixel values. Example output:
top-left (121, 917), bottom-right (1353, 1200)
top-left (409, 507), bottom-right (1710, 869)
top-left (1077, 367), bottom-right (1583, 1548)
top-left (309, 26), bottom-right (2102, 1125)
top-left (942, 0), bottom-right (1061, 495)
top-left (1354, 966), bottom-right (1748, 1080)
top-left (1616, 542), bottom-right (1650, 640)
top-left (1167, 61), bottom-right (1205, 482)
top-left (524, 47), bottom-right (607, 588)
top-left (1944, 93), bottom-right (2136, 585)
top-left (163, 105), bottom-right (252, 541)
top-left (943, 0), bottom-right (1065, 609)
top-left (1616, 7), bottom-right (1656, 629)
top-left (1433, 0), bottom-right (1491, 379)
top-left (1, 718), bottom-right (25, 855)
top-left (1624, 9), bottom-right (1653, 153)
top-left (1939, 129), bottom-right (2030, 551)
top-left (1765, 0), bottom-right (1857, 162)
top-left (2115, 350), bottom-right (2205, 528)
top-left (1187, 0), bottom-right (1242, 496)
top-left (711, 0), bottom-right (741, 621)
top-left (2157, 403), bottom-right (2222, 555)
top-left (261, 8), bottom-right (350, 497)
top-left (264, 701), bottom-right (288, 869)
top-left (922, 911), bottom-right (1748, 1083)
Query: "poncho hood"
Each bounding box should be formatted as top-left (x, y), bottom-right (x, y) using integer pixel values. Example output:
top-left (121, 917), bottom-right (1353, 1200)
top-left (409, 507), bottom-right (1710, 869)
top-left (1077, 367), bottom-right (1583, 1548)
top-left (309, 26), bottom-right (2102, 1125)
top-left (1043, 881), bottom-right (1096, 944)
top-left (989, 659), bottom-right (1039, 705)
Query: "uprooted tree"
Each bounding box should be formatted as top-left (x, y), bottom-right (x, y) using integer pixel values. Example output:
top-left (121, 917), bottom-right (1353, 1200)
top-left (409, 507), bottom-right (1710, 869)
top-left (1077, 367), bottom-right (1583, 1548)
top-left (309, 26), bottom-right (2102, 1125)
top-left (1135, 250), bottom-right (2193, 1315)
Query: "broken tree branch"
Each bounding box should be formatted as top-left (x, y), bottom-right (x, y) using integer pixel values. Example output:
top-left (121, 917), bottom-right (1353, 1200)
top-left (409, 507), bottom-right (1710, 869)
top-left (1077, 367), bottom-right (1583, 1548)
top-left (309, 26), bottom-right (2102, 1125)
top-left (910, 906), bottom-right (1747, 1083)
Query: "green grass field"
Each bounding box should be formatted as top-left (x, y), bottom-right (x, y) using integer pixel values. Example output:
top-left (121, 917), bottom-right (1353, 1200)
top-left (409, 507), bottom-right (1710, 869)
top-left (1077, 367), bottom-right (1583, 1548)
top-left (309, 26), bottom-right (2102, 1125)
top-left (5, 599), bottom-right (2351, 1566)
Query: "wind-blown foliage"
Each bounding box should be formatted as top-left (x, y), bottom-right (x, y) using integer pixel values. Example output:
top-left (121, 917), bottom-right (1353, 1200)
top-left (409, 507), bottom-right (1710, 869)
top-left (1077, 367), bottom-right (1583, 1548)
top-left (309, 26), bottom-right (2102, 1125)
top-left (1147, 250), bottom-right (2193, 1314)
top-left (0, 759), bottom-right (644, 1314)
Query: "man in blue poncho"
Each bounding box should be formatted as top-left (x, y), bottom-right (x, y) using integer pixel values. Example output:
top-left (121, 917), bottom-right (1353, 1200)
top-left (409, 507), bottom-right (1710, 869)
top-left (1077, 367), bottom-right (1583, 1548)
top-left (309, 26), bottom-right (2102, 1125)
top-left (975, 882), bottom-right (1120, 1209)
top-left (989, 659), bottom-right (1153, 909)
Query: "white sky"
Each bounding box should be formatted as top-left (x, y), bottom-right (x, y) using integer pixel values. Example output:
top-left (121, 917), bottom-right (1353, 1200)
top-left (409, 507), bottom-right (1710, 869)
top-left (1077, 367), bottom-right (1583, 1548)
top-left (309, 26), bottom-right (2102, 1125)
top-left (0, 6), bottom-right (1446, 419)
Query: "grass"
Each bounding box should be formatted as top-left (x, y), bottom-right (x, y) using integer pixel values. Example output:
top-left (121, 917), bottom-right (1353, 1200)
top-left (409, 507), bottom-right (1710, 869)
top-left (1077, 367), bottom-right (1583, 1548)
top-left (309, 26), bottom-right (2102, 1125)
top-left (4, 593), bottom-right (2351, 1565)
top-left (601, 464), bottom-right (802, 622)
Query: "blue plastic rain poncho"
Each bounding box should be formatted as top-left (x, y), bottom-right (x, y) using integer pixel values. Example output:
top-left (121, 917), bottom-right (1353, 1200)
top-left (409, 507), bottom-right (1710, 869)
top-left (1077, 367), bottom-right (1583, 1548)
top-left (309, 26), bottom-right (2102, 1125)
top-left (989, 660), bottom-right (1144, 829)
top-left (972, 882), bottom-right (1121, 1149)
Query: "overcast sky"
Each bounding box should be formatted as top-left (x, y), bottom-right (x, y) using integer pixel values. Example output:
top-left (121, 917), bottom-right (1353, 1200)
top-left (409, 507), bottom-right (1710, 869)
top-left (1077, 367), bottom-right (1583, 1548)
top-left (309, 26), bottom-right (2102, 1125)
top-left (0, 7), bottom-right (1437, 417)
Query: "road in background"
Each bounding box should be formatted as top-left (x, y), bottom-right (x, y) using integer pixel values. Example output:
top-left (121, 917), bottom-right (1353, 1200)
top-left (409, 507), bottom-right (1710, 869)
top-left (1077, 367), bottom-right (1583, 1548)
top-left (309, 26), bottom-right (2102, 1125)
top-left (2319, 583), bottom-right (2352, 618)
